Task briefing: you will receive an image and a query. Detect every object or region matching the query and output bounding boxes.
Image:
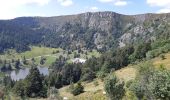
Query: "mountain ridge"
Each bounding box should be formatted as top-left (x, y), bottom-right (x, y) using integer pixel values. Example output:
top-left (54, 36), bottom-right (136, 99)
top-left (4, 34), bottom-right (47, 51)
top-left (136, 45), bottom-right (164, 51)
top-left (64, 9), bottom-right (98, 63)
top-left (0, 11), bottom-right (170, 53)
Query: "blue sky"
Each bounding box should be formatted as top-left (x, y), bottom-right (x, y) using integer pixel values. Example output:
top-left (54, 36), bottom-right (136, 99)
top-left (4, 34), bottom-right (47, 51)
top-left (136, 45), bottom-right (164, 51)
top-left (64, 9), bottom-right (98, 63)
top-left (0, 0), bottom-right (170, 19)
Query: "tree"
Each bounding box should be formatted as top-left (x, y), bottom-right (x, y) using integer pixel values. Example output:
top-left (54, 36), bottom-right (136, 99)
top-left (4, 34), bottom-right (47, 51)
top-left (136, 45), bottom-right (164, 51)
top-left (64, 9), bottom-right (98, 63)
top-left (129, 81), bottom-right (145, 99)
top-left (81, 68), bottom-right (96, 82)
top-left (31, 58), bottom-right (35, 63)
top-left (128, 62), bottom-right (170, 99)
top-left (71, 82), bottom-right (84, 96)
top-left (12, 80), bottom-right (25, 97)
top-left (133, 42), bottom-right (151, 60)
top-left (24, 66), bottom-right (47, 97)
top-left (3, 76), bottom-right (15, 94)
top-left (23, 56), bottom-right (28, 65)
top-left (15, 59), bottom-right (20, 69)
top-left (6, 63), bottom-right (12, 70)
top-left (149, 69), bottom-right (170, 100)
top-left (104, 74), bottom-right (125, 100)
top-left (40, 57), bottom-right (46, 65)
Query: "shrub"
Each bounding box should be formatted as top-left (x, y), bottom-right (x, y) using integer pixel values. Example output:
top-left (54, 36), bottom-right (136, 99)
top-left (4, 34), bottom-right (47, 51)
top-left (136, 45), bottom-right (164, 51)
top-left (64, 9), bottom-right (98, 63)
top-left (160, 54), bottom-right (166, 60)
top-left (129, 81), bottom-right (145, 99)
top-left (93, 81), bottom-right (99, 86)
top-left (104, 74), bottom-right (125, 100)
top-left (71, 82), bottom-right (84, 96)
top-left (149, 70), bottom-right (170, 99)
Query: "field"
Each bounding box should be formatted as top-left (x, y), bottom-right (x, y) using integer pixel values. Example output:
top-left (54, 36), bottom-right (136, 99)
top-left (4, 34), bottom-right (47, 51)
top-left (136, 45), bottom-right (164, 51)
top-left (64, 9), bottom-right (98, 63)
top-left (0, 46), bottom-right (61, 59)
top-left (0, 46), bottom-right (101, 67)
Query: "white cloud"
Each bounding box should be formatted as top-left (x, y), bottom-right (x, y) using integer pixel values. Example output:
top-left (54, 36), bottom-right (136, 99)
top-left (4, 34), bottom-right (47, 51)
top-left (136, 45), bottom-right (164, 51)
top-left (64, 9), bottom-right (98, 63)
top-left (57, 0), bottom-right (73, 7)
top-left (0, 0), bottom-right (50, 7)
top-left (147, 0), bottom-right (170, 13)
top-left (114, 1), bottom-right (127, 6)
top-left (147, 0), bottom-right (170, 7)
top-left (98, 0), bottom-right (128, 6)
top-left (90, 7), bottom-right (99, 11)
top-left (83, 6), bottom-right (99, 12)
top-left (98, 0), bottom-right (114, 3)
top-left (157, 8), bottom-right (170, 13)
top-left (0, 0), bottom-right (51, 19)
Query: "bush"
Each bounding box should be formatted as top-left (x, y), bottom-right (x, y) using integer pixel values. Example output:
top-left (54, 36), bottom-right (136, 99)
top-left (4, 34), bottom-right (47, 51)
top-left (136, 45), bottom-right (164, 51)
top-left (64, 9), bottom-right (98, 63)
top-left (129, 81), bottom-right (145, 99)
top-left (93, 81), bottom-right (99, 86)
top-left (160, 54), bottom-right (166, 60)
top-left (81, 69), bottom-right (96, 82)
top-left (149, 70), bottom-right (170, 99)
top-left (128, 62), bottom-right (170, 99)
top-left (71, 82), bottom-right (84, 96)
top-left (104, 74), bottom-right (125, 100)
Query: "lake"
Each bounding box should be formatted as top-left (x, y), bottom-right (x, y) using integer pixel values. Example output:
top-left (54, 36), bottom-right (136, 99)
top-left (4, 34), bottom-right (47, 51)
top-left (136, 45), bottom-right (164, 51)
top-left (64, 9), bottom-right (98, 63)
top-left (9, 67), bottom-right (49, 81)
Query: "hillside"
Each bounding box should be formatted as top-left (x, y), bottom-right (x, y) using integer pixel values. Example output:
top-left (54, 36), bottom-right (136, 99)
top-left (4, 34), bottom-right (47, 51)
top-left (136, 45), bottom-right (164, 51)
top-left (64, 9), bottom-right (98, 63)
top-left (1, 12), bottom-right (170, 53)
top-left (58, 52), bottom-right (170, 100)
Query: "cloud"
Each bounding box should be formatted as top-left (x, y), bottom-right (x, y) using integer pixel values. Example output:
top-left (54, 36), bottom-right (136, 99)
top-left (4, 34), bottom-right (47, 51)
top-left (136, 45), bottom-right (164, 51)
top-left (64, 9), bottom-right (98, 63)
top-left (114, 1), bottom-right (127, 6)
top-left (157, 8), bottom-right (170, 13)
top-left (57, 0), bottom-right (73, 7)
top-left (98, 0), bottom-right (114, 3)
top-left (147, 0), bottom-right (170, 13)
top-left (147, 0), bottom-right (170, 7)
top-left (0, 0), bottom-right (50, 7)
top-left (83, 6), bottom-right (99, 12)
top-left (90, 7), bottom-right (99, 11)
top-left (98, 0), bottom-right (128, 6)
top-left (0, 0), bottom-right (51, 19)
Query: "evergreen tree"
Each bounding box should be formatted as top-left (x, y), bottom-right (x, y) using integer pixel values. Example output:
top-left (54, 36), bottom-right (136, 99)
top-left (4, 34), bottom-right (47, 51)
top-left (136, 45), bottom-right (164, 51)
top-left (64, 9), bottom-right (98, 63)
top-left (24, 66), bottom-right (46, 97)
top-left (15, 59), bottom-right (20, 69)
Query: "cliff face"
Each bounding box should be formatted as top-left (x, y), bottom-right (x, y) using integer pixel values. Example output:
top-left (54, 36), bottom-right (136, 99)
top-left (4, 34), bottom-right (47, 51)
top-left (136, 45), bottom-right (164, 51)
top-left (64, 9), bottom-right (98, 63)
top-left (1, 11), bottom-right (170, 52)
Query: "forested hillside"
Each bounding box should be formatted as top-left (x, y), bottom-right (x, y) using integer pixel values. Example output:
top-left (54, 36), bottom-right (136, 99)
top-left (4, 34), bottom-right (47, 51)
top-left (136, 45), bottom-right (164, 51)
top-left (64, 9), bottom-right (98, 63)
top-left (1, 12), bottom-right (170, 53)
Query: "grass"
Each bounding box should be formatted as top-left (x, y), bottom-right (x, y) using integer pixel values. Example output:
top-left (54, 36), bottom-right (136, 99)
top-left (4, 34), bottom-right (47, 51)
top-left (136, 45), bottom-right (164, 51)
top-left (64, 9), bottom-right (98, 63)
top-left (115, 66), bottom-right (137, 82)
top-left (0, 46), bottom-right (101, 67)
top-left (0, 72), bottom-right (5, 77)
top-left (58, 66), bottom-right (136, 100)
top-left (58, 51), bottom-right (170, 100)
top-left (152, 53), bottom-right (170, 70)
top-left (59, 79), bottom-right (106, 100)
top-left (0, 46), bottom-right (61, 60)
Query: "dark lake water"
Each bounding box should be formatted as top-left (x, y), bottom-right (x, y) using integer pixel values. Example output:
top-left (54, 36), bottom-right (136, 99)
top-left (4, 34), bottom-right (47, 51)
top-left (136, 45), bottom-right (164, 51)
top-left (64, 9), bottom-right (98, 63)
top-left (9, 67), bottom-right (49, 81)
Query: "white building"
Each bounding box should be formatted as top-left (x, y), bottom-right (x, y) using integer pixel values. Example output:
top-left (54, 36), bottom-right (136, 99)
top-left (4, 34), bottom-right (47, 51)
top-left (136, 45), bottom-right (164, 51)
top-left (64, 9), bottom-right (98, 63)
top-left (72, 58), bottom-right (86, 64)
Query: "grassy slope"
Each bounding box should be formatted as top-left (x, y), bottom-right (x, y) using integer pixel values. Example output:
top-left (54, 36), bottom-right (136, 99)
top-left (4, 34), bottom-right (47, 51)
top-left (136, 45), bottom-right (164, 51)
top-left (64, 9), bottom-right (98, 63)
top-left (152, 53), bottom-right (170, 70)
top-left (58, 66), bottom-right (137, 100)
top-left (58, 52), bottom-right (170, 100)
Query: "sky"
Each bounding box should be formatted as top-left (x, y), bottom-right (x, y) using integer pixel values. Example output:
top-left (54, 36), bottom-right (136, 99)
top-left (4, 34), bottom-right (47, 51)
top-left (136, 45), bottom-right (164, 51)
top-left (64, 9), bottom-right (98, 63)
top-left (0, 0), bottom-right (170, 19)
